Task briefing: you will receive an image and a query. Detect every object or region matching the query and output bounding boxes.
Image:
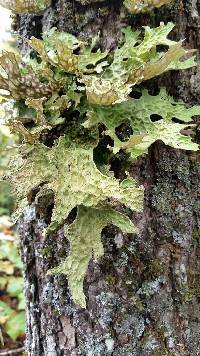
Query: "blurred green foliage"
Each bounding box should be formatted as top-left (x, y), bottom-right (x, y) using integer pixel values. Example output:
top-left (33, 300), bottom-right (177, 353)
top-left (0, 127), bottom-right (25, 344)
top-left (0, 127), bottom-right (16, 215)
top-left (0, 225), bottom-right (25, 343)
top-left (0, 182), bottom-right (15, 216)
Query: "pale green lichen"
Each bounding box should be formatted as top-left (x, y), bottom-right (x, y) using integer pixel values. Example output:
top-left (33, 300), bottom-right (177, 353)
top-left (1, 19), bottom-right (199, 307)
top-left (50, 205), bottom-right (137, 307)
top-left (5, 136), bottom-right (143, 305)
top-left (29, 28), bottom-right (108, 75)
top-left (83, 89), bottom-right (200, 157)
top-left (124, 0), bottom-right (172, 14)
top-left (0, 24), bottom-right (195, 105)
top-left (79, 24), bottom-right (195, 105)
top-left (5, 136), bottom-right (143, 232)
top-left (0, 0), bottom-right (51, 13)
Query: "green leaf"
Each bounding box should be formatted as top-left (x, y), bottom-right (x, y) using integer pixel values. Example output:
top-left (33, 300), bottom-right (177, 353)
top-left (0, 260), bottom-right (14, 275)
top-left (6, 277), bottom-right (24, 298)
top-left (0, 300), bottom-right (14, 324)
top-left (0, 241), bottom-right (23, 269)
top-left (6, 136), bottom-right (143, 231)
top-left (5, 311), bottom-right (25, 341)
top-left (0, 276), bottom-right (8, 289)
top-left (83, 89), bottom-right (200, 156)
top-left (50, 204), bottom-right (137, 307)
top-left (18, 293), bottom-right (25, 310)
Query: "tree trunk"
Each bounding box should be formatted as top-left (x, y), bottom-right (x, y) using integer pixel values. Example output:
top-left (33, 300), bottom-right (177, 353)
top-left (17, 0), bottom-right (200, 355)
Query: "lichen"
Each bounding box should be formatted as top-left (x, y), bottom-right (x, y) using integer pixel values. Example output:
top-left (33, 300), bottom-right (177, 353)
top-left (124, 0), bottom-right (172, 14)
top-left (79, 23), bottom-right (195, 105)
top-left (0, 51), bottom-right (60, 100)
top-left (5, 136), bottom-right (143, 305)
top-left (29, 28), bottom-right (108, 75)
top-left (6, 137), bottom-right (143, 230)
top-left (83, 89), bottom-right (200, 157)
top-left (76, 0), bottom-right (105, 4)
top-left (50, 205), bottom-right (137, 307)
top-left (1, 16), bottom-right (199, 308)
top-left (0, 0), bottom-right (51, 13)
top-left (149, 259), bottom-right (164, 277)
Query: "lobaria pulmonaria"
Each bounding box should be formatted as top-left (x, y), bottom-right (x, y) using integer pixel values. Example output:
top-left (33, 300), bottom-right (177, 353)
top-left (0, 0), bottom-right (51, 13)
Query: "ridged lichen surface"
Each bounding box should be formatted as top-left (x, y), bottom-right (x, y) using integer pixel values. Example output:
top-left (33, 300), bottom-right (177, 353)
top-left (0, 0), bottom-right (51, 13)
top-left (124, 0), bottom-right (172, 13)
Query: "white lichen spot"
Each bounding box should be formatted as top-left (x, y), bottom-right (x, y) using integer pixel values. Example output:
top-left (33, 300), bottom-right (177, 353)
top-left (114, 232), bottom-right (124, 248)
top-left (137, 277), bottom-right (165, 297)
top-left (45, 334), bottom-right (57, 355)
top-left (105, 338), bottom-right (115, 352)
top-left (144, 334), bottom-right (160, 351)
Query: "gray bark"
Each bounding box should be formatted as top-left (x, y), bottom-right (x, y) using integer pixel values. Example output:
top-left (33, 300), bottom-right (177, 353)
top-left (17, 0), bottom-right (200, 355)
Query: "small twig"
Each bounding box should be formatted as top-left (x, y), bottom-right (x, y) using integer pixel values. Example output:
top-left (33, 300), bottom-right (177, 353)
top-left (0, 346), bottom-right (25, 355)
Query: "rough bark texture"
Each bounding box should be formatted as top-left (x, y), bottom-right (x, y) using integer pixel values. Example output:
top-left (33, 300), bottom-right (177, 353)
top-left (16, 0), bottom-right (200, 355)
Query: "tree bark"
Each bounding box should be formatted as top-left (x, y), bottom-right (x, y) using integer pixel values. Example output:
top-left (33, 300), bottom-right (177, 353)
top-left (16, 0), bottom-right (200, 355)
